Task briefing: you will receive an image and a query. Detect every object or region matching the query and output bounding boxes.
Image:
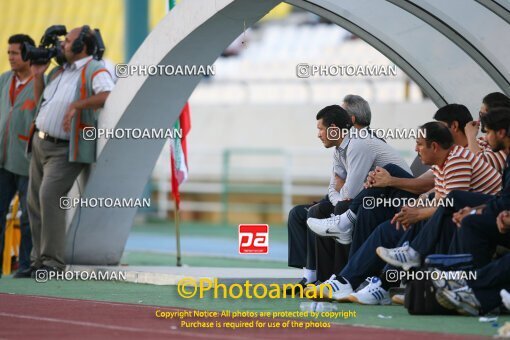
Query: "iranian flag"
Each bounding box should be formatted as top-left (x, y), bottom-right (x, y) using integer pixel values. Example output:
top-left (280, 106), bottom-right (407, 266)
top-left (170, 103), bottom-right (191, 209)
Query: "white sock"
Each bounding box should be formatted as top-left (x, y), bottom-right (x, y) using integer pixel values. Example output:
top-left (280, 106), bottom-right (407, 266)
top-left (303, 268), bottom-right (317, 283)
top-left (501, 290), bottom-right (510, 309)
top-left (335, 211), bottom-right (355, 232)
top-left (346, 209), bottom-right (357, 224)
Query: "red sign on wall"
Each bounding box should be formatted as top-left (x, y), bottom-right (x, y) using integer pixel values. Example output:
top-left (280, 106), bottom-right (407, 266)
top-left (238, 224), bottom-right (269, 254)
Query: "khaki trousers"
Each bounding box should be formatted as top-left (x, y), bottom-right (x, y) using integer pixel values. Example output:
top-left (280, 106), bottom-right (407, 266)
top-left (27, 135), bottom-right (84, 270)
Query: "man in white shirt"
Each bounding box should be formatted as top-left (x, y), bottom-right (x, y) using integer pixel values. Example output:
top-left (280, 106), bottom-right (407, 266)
top-left (24, 26), bottom-right (114, 276)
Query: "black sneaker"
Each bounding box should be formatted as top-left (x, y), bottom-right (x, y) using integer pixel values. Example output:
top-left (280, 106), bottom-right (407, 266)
top-left (283, 278), bottom-right (321, 295)
top-left (284, 278), bottom-right (307, 294)
top-left (13, 267), bottom-right (38, 279)
top-left (31, 265), bottom-right (61, 279)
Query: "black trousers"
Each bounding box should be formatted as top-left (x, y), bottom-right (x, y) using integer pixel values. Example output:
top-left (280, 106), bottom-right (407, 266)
top-left (410, 190), bottom-right (494, 257)
top-left (287, 196), bottom-right (334, 270)
top-left (470, 253), bottom-right (510, 314)
top-left (458, 213), bottom-right (510, 268)
top-left (315, 163), bottom-right (416, 282)
top-left (341, 218), bottom-right (426, 288)
top-left (315, 201), bottom-right (351, 281)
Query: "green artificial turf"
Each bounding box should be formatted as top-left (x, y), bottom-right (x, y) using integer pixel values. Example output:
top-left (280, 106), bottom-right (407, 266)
top-left (131, 220), bottom-right (288, 242)
top-left (2, 221), bottom-right (506, 337)
top-left (121, 251), bottom-right (287, 268)
top-left (0, 275), bottom-right (507, 337)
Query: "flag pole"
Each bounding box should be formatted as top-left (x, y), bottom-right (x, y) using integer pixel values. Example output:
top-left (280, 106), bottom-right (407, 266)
top-left (168, 0), bottom-right (181, 267)
top-left (174, 200), bottom-right (182, 267)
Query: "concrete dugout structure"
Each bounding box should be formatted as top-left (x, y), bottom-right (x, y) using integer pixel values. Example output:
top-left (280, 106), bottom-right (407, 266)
top-left (65, 0), bottom-right (510, 264)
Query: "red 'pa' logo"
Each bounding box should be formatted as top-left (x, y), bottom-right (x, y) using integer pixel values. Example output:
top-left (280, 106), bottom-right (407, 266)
top-left (238, 224), bottom-right (269, 254)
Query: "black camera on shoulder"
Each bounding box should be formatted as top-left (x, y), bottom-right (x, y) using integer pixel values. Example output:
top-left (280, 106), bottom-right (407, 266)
top-left (21, 25), bottom-right (66, 65)
top-left (21, 25), bottom-right (105, 65)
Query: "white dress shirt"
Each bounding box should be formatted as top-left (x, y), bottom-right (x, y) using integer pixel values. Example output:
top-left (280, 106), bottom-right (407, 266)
top-left (35, 56), bottom-right (114, 140)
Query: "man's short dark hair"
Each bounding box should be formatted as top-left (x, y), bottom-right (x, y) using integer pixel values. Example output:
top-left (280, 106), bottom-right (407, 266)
top-left (483, 92), bottom-right (510, 110)
top-left (419, 121), bottom-right (454, 149)
top-left (433, 104), bottom-right (473, 133)
top-left (316, 105), bottom-right (352, 129)
top-left (8, 34), bottom-right (35, 48)
top-left (481, 107), bottom-right (510, 135)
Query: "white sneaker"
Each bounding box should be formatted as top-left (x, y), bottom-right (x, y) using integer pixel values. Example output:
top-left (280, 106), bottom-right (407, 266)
top-left (347, 277), bottom-right (391, 305)
top-left (306, 215), bottom-right (352, 244)
top-left (376, 241), bottom-right (421, 270)
top-left (501, 289), bottom-right (510, 310)
top-left (435, 286), bottom-right (480, 316)
top-left (310, 274), bottom-right (353, 302)
top-left (430, 269), bottom-right (468, 291)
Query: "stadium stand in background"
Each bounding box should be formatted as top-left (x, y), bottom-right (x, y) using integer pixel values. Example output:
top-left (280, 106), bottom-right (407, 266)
top-left (0, 1), bottom-right (431, 223)
top-left (153, 9), bottom-right (432, 223)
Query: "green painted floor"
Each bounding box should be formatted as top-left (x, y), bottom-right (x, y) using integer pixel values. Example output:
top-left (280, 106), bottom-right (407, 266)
top-left (2, 221), bottom-right (508, 337)
top-left (131, 220), bottom-right (288, 241)
top-left (121, 251), bottom-right (287, 268)
top-left (0, 275), bottom-right (507, 337)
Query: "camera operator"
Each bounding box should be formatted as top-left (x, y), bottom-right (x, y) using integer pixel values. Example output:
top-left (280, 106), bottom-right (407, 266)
top-left (24, 26), bottom-right (114, 276)
top-left (0, 34), bottom-right (37, 279)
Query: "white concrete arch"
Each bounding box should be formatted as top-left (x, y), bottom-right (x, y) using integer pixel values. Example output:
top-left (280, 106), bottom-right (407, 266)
top-left (477, 0), bottom-right (510, 23)
top-left (65, 0), bottom-right (281, 264)
top-left (288, 0), bottom-right (506, 108)
top-left (388, 0), bottom-right (510, 91)
top-left (66, 0), bottom-right (509, 264)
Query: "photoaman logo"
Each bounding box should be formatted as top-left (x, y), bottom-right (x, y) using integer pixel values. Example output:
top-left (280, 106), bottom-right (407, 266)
top-left (239, 224), bottom-right (269, 254)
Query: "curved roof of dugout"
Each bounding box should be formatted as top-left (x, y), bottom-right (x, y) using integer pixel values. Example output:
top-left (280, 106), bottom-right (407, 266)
top-left (66, 0), bottom-right (510, 264)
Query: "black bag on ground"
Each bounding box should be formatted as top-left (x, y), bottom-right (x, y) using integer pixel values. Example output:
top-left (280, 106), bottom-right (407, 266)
top-left (404, 254), bottom-right (473, 315)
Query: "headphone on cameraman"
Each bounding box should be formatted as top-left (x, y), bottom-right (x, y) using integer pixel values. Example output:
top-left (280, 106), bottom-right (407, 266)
top-left (71, 25), bottom-right (96, 55)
